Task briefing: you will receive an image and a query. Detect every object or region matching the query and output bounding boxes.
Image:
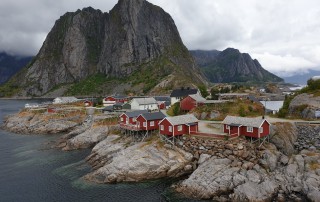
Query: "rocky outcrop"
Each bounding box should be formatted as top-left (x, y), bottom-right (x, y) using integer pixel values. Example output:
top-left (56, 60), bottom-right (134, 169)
top-left (289, 93), bottom-right (320, 119)
top-left (85, 137), bottom-right (193, 183)
top-left (63, 126), bottom-right (110, 150)
top-left (10, 0), bottom-right (205, 96)
top-left (2, 111), bottom-right (82, 134)
top-left (270, 122), bottom-right (298, 155)
top-left (176, 142), bottom-right (320, 201)
top-left (196, 48), bottom-right (283, 83)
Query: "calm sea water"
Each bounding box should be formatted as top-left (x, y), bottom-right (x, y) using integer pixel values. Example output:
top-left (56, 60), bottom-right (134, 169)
top-left (0, 99), bottom-right (198, 202)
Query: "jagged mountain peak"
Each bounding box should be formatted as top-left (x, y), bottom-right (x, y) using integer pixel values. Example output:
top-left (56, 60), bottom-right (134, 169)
top-left (191, 48), bottom-right (283, 83)
top-left (2, 0), bottom-right (205, 97)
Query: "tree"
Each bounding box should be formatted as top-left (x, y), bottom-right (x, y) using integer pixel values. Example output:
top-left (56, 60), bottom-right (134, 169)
top-left (198, 85), bottom-right (209, 98)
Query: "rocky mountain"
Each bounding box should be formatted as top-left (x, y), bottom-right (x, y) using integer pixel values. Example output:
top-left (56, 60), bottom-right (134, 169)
top-left (191, 48), bottom-right (283, 83)
top-left (3, 0), bottom-right (205, 97)
top-left (283, 70), bottom-right (320, 85)
top-left (0, 52), bottom-right (32, 85)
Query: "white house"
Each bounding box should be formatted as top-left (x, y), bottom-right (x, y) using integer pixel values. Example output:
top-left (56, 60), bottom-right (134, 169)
top-left (130, 97), bottom-right (158, 111)
top-left (170, 87), bottom-right (200, 105)
top-left (53, 97), bottom-right (78, 104)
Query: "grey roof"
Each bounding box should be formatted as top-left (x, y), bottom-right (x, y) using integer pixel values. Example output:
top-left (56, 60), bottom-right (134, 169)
top-left (189, 94), bottom-right (206, 102)
top-left (170, 88), bottom-right (198, 97)
top-left (140, 112), bottom-right (166, 121)
top-left (154, 96), bottom-right (171, 106)
top-left (164, 114), bottom-right (199, 125)
top-left (108, 95), bottom-right (128, 99)
top-left (223, 116), bottom-right (268, 128)
top-left (125, 110), bottom-right (149, 118)
top-left (133, 97), bottom-right (157, 105)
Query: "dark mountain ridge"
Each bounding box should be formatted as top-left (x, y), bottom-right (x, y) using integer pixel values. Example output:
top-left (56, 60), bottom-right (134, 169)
top-left (0, 52), bottom-right (32, 85)
top-left (191, 48), bottom-right (283, 83)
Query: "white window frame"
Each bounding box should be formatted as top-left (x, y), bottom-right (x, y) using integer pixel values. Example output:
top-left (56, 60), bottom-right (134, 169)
top-left (259, 127), bottom-right (263, 133)
top-left (247, 126), bottom-right (253, 133)
top-left (143, 122), bottom-right (147, 127)
top-left (132, 118), bottom-right (136, 122)
top-left (226, 125), bottom-right (230, 130)
top-left (160, 125), bottom-right (164, 131)
top-left (150, 121), bottom-right (155, 126)
top-left (178, 125), bottom-right (182, 131)
top-left (121, 117), bottom-right (123, 122)
top-left (169, 126), bottom-right (172, 132)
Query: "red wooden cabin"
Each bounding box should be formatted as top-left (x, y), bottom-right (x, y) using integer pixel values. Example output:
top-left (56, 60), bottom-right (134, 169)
top-left (136, 112), bottom-right (166, 131)
top-left (104, 95), bottom-right (129, 106)
top-left (159, 114), bottom-right (199, 136)
top-left (180, 94), bottom-right (206, 111)
top-left (222, 116), bottom-right (270, 138)
top-left (119, 110), bottom-right (148, 131)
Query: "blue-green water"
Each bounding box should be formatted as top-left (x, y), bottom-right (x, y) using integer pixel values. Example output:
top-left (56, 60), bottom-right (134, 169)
top-left (0, 100), bottom-right (197, 202)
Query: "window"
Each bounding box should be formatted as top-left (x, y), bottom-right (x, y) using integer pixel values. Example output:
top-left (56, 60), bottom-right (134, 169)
top-left (169, 126), bottom-right (172, 132)
top-left (121, 117), bottom-right (123, 122)
top-left (247, 126), bottom-right (253, 132)
top-left (178, 125), bottom-right (182, 131)
top-left (133, 118), bottom-right (136, 122)
top-left (226, 125), bottom-right (230, 130)
top-left (150, 121), bottom-right (155, 126)
top-left (143, 122), bottom-right (147, 127)
top-left (259, 127), bottom-right (263, 133)
top-left (160, 125), bottom-right (164, 131)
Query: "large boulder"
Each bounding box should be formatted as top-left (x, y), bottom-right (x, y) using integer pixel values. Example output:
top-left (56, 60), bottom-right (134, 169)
top-left (85, 140), bottom-right (193, 183)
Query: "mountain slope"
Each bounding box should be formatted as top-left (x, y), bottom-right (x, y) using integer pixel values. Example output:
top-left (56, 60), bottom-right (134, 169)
top-left (191, 48), bottom-right (283, 83)
top-left (283, 70), bottom-right (320, 85)
top-left (0, 52), bottom-right (33, 85)
top-left (3, 0), bottom-right (205, 97)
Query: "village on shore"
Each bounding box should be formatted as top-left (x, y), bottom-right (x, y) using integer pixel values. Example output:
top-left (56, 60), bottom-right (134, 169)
top-left (3, 83), bottom-right (320, 201)
top-left (23, 85), bottom-right (294, 144)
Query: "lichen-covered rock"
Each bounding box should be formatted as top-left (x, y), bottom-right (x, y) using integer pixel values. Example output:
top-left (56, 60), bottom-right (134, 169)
top-left (63, 126), bottom-right (109, 150)
top-left (85, 140), bottom-right (193, 183)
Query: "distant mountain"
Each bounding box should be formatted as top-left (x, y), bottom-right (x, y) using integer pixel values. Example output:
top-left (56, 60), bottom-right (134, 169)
top-left (283, 70), bottom-right (320, 85)
top-left (191, 48), bottom-right (284, 83)
top-left (0, 52), bottom-right (33, 85)
top-left (2, 0), bottom-right (205, 97)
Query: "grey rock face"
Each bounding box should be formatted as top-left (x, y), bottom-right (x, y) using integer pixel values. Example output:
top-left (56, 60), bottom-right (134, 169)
top-left (17, 0), bottom-right (204, 96)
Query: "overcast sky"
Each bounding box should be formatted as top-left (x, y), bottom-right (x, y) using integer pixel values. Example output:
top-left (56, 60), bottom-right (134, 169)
top-left (1, 0), bottom-right (319, 77)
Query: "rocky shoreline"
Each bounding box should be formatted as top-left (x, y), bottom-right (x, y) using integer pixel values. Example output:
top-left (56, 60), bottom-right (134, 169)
top-left (2, 110), bottom-right (320, 201)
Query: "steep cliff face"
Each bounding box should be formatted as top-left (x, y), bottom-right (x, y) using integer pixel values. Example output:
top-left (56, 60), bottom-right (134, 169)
top-left (192, 48), bottom-right (283, 83)
top-left (13, 0), bottom-right (204, 96)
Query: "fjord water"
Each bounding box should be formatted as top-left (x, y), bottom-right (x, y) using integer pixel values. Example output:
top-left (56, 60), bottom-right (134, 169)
top-left (0, 99), bottom-right (196, 202)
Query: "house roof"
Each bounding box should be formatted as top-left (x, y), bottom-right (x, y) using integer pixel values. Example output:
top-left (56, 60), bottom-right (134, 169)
top-left (140, 111), bottom-right (166, 121)
top-left (188, 94), bottom-right (206, 102)
top-left (170, 88), bottom-right (198, 97)
top-left (154, 96), bottom-right (171, 106)
top-left (132, 97), bottom-right (157, 105)
top-left (124, 110), bottom-right (149, 118)
top-left (107, 95), bottom-right (128, 99)
top-left (222, 116), bottom-right (269, 128)
top-left (163, 114), bottom-right (199, 126)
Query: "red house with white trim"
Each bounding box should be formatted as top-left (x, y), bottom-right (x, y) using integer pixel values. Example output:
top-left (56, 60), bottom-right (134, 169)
top-left (136, 112), bottom-right (166, 131)
top-left (180, 94), bottom-right (206, 111)
top-left (222, 116), bottom-right (270, 138)
top-left (119, 110), bottom-right (148, 131)
top-left (103, 95), bottom-right (129, 106)
top-left (159, 114), bottom-right (199, 136)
